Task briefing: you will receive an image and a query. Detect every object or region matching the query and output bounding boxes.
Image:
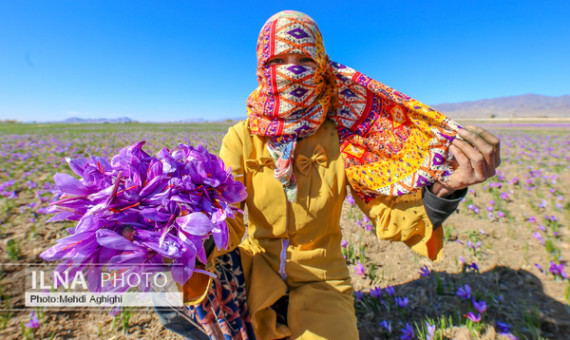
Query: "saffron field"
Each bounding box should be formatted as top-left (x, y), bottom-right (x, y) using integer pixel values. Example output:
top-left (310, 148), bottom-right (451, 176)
top-left (0, 122), bottom-right (568, 339)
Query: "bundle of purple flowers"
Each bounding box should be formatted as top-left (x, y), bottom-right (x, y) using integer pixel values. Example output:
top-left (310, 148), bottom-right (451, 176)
top-left (40, 141), bottom-right (247, 293)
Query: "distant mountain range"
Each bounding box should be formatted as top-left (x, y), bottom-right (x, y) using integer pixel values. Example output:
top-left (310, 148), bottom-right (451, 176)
top-left (62, 116), bottom-right (136, 124)
top-left (38, 94), bottom-right (569, 123)
top-left (432, 94), bottom-right (570, 119)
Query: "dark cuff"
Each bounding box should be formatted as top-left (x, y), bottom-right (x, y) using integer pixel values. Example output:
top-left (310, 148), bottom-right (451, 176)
top-left (204, 235), bottom-right (215, 257)
top-left (422, 186), bottom-right (468, 229)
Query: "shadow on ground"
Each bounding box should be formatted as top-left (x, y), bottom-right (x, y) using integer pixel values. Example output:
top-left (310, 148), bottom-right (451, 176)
top-left (356, 266), bottom-right (570, 339)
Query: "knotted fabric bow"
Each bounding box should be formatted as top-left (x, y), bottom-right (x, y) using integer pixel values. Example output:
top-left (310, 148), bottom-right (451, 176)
top-left (246, 157), bottom-right (275, 174)
top-left (295, 145), bottom-right (328, 207)
top-left (295, 145), bottom-right (328, 176)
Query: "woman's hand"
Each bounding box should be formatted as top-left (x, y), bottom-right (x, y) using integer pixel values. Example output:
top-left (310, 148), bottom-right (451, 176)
top-left (431, 125), bottom-right (501, 197)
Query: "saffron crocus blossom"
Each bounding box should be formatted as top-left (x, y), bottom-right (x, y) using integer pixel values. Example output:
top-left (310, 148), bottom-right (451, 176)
top-left (40, 142), bottom-right (247, 291)
top-left (419, 265), bottom-right (430, 277)
top-left (469, 262), bottom-right (479, 272)
top-left (426, 322), bottom-right (436, 340)
top-left (355, 262), bottom-right (365, 276)
top-left (379, 320), bottom-right (391, 333)
top-left (456, 284), bottom-right (471, 300)
top-left (345, 195), bottom-right (355, 205)
top-left (341, 240), bottom-right (348, 248)
top-left (385, 285), bottom-right (395, 296)
top-left (533, 232), bottom-right (545, 245)
top-left (467, 241), bottom-right (481, 251)
top-left (395, 296), bottom-right (409, 308)
top-left (370, 286), bottom-right (382, 299)
top-left (472, 298), bottom-right (487, 313)
top-left (549, 262), bottom-right (568, 279)
top-left (464, 312), bottom-right (481, 322)
top-left (496, 321), bottom-right (511, 334)
top-left (400, 323), bottom-right (414, 340)
top-left (25, 311), bottom-right (39, 329)
top-left (109, 306), bottom-right (121, 317)
top-left (355, 291), bottom-right (363, 302)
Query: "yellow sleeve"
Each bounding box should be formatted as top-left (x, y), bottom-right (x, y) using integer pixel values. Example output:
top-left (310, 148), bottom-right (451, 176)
top-left (179, 122), bottom-right (248, 306)
top-left (351, 187), bottom-right (444, 261)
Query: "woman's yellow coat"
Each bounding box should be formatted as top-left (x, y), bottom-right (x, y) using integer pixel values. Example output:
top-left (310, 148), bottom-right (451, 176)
top-left (187, 119), bottom-right (443, 339)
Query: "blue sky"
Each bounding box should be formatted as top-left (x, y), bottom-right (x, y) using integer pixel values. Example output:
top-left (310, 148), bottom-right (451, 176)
top-left (1, 0), bottom-right (568, 122)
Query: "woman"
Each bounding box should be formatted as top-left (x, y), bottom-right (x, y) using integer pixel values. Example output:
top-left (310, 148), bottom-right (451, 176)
top-left (156, 10), bottom-right (500, 340)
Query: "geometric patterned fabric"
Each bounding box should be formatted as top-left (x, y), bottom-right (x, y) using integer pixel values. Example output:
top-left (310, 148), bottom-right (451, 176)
top-left (247, 10), bottom-right (461, 202)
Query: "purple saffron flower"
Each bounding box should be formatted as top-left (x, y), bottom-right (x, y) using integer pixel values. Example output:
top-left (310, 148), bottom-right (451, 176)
top-left (400, 323), bottom-right (414, 340)
top-left (467, 241), bottom-right (480, 251)
top-left (395, 296), bottom-right (409, 308)
top-left (39, 141), bottom-right (248, 290)
top-left (379, 320), bottom-right (392, 333)
top-left (109, 306), bottom-right (121, 316)
top-left (456, 284), bottom-right (471, 300)
top-left (341, 240), bottom-right (348, 248)
top-left (385, 285), bottom-right (395, 296)
top-left (355, 262), bottom-right (365, 276)
top-left (25, 311), bottom-right (39, 329)
top-left (346, 195), bottom-right (355, 205)
top-left (527, 216), bottom-right (537, 223)
top-left (426, 322), bottom-right (436, 340)
top-left (549, 261), bottom-right (567, 278)
top-left (533, 232), bottom-right (545, 245)
top-left (496, 321), bottom-right (511, 334)
top-left (355, 290), bottom-right (363, 302)
top-left (370, 286), bottom-right (382, 299)
top-left (500, 192), bottom-right (510, 200)
top-left (464, 312), bottom-right (481, 322)
top-left (472, 298), bottom-right (487, 313)
top-left (535, 263), bottom-right (544, 273)
top-left (419, 265), bottom-right (430, 277)
top-left (497, 211), bottom-right (506, 218)
top-left (469, 262), bottom-right (479, 272)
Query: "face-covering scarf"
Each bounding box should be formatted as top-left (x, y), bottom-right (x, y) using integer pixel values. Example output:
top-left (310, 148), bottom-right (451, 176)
top-left (247, 10), bottom-right (461, 202)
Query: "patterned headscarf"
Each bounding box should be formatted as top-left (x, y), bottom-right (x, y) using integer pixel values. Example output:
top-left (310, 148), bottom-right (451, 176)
top-left (247, 10), bottom-right (461, 202)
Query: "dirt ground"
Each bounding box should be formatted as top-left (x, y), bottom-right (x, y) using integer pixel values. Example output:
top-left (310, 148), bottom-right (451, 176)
top-left (1, 128), bottom-right (569, 339)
